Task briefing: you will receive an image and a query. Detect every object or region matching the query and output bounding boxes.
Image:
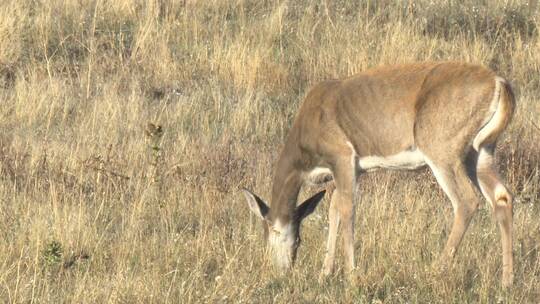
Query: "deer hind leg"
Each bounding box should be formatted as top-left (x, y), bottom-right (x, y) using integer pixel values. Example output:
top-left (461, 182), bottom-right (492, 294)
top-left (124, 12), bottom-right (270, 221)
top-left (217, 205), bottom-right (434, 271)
top-left (476, 144), bottom-right (513, 287)
top-left (425, 157), bottom-right (482, 260)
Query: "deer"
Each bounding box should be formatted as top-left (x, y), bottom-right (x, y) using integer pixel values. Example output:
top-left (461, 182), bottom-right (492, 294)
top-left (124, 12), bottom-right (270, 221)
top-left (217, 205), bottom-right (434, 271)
top-left (242, 61), bottom-right (515, 287)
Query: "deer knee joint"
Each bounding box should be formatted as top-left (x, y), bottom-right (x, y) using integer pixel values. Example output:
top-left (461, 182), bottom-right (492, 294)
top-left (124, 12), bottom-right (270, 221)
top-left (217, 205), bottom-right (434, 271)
top-left (495, 185), bottom-right (513, 207)
top-left (461, 199), bottom-right (479, 217)
top-left (493, 187), bottom-right (513, 224)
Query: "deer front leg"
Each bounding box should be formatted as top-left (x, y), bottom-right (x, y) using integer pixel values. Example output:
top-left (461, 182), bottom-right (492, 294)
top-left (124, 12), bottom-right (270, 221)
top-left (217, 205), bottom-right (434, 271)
top-left (340, 191), bottom-right (356, 274)
top-left (320, 193), bottom-right (340, 280)
top-left (319, 155), bottom-right (358, 283)
top-left (320, 186), bottom-right (356, 281)
top-left (334, 155), bottom-right (358, 281)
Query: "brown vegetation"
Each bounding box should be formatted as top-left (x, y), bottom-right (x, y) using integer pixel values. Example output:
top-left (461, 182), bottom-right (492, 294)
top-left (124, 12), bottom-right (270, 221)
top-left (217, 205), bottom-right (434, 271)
top-left (0, 0), bottom-right (539, 302)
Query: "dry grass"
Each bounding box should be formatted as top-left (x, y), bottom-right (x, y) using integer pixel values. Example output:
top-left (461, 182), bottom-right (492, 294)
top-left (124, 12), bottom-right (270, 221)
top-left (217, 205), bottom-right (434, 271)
top-left (1, 0), bottom-right (539, 303)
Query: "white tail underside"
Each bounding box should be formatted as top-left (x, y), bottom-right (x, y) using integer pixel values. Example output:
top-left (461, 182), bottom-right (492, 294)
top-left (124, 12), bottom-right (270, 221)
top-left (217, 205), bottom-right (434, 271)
top-left (473, 76), bottom-right (506, 150)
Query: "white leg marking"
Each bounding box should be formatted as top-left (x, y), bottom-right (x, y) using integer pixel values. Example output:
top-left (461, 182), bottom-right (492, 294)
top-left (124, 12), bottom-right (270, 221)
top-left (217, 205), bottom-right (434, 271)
top-left (345, 141), bottom-right (357, 272)
top-left (346, 141), bottom-right (358, 198)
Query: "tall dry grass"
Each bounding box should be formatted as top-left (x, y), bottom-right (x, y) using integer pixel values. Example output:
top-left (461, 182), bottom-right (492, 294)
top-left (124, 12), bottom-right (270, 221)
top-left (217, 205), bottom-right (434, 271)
top-left (0, 0), bottom-right (539, 303)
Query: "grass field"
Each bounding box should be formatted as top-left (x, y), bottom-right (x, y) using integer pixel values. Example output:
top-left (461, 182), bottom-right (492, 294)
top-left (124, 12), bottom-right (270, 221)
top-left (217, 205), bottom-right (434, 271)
top-left (1, 0), bottom-right (539, 303)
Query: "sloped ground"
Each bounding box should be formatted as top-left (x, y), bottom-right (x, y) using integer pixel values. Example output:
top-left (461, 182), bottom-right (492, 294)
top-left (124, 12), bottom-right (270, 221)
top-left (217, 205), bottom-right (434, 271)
top-left (0, 1), bottom-right (539, 302)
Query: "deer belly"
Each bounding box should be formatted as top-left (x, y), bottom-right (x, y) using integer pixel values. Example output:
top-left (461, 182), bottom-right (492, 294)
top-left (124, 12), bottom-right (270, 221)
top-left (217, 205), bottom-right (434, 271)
top-left (358, 149), bottom-right (426, 171)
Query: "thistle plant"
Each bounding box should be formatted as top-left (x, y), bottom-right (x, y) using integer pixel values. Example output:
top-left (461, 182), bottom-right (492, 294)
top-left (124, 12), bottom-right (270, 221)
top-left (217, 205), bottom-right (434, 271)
top-left (145, 122), bottom-right (164, 185)
top-left (42, 240), bottom-right (63, 268)
top-left (144, 122), bottom-right (166, 208)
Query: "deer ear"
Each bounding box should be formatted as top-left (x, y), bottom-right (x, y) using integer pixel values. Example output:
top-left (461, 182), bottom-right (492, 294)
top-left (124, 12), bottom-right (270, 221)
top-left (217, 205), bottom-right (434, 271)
top-left (295, 190), bottom-right (326, 222)
top-left (241, 188), bottom-right (270, 220)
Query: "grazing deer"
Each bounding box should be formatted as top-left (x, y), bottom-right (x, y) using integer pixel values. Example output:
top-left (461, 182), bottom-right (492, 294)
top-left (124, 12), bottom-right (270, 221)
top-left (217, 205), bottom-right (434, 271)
top-left (242, 62), bottom-right (515, 287)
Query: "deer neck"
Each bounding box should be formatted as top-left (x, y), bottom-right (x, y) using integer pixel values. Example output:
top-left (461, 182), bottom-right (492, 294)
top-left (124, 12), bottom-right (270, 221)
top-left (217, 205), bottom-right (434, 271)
top-left (269, 140), bottom-right (304, 223)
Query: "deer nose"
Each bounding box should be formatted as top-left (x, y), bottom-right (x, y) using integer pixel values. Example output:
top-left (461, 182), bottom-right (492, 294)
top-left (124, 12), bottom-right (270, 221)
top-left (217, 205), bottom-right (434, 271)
top-left (272, 251), bottom-right (293, 271)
